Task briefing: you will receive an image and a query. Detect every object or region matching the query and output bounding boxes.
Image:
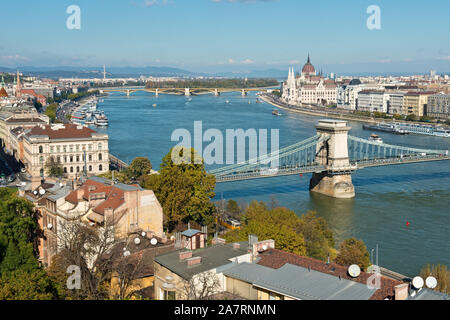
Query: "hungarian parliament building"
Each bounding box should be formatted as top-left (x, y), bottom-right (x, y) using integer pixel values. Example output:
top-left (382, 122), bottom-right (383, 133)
top-left (281, 55), bottom-right (337, 105)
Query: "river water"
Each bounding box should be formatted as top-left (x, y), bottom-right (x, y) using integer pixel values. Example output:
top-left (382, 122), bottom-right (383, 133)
top-left (95, 91), bottom-right (450, 277)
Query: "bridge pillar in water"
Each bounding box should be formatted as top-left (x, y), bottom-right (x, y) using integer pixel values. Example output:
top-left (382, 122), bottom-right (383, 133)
top-left (214, 88), bottom-right (220, 96)
top-left (185, 88), bottom-right (191, 96)
top-left (155, 88), bottom-right (159, 97)
top-left (241, 89), bottom-right (247, 96)
top-left (126, 89), bottom-right (130, 96)
top-left (309, 119), bottom-right (355, 199)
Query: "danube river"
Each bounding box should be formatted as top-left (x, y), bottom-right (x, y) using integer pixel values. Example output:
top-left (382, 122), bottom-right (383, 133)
top-left (95, 91), bottom-right (450, 277)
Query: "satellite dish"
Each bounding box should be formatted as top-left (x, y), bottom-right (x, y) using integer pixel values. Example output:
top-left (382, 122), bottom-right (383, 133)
top-left (412, 276), bottom-right (424, 289)
top-left (425, 276), bottom-right (437, 289)
top-left (262, 244), bottom-right (268, 251)
top-left (134, 237), bottom-right (141, 245)
top-left (141, 231), bottom-right (146, 237)
top-left (348, 264), bottom-right (361, 278)
top-left (33, 190), bottom-right (38, 195)
top-left (150, 238), bottom-right (158, 246)
top-left (39, 189), bottom-right (46, 195)
top-left (47, 223), bottom-right (53, 230)
top-left (123, 247), bottom-right (126, 251)
top-left (123, 250), bottom-right (130, 257)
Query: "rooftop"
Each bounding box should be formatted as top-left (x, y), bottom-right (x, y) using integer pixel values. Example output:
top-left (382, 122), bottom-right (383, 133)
top-left (223, 262), bottom-right (376, 300)
top-left (154, 241), bottom-right (249, 280)
top-left (25, 123), bottom-right (99, 140)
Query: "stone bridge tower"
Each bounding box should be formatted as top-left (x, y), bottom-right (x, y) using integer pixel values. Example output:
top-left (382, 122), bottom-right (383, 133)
top-left (309, 119), bottom-right (356, 198)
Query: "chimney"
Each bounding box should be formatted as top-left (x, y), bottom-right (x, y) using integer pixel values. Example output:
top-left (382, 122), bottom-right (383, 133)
top-left (394, 283), bottom-right (409, 300)
top-left (187, 256), bottom-right (202, 266)
top-left (31, 176), bottom-right (42, 191)
top-left (76, 188), bottom-right (85, 201)
top-left (179, 250), bottom-right (192, 261)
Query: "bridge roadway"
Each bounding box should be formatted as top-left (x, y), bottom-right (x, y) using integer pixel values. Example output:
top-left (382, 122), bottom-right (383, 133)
top-left (214, 154), bottom-right (450, 183)
top-left (98, 86), bottom-right (277, 95)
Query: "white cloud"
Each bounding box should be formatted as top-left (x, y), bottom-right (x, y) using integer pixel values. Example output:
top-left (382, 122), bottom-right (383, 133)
top-left (437, 56), bottom-right (450, 61)
top-left (0, 54), bottom-right (30, 62)
top-left (376, 59), bottom-right (392, 64)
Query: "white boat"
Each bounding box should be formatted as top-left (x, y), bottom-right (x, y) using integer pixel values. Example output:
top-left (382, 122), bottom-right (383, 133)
top-left (94, 112), bottom-right (109, 127)
top-left (368, 134), bottom-right (383, 143)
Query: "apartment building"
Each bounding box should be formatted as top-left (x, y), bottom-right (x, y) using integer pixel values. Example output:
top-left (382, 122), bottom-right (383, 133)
top-left (18, 123), bottom-right (109, 178)
top-left (357, 90), bottom-right (388, 113)
top-left (403, 92), bottom-right (435, 117)
top-left (386, 91), bottom-right (406, 115)
top-left (427, 93), bottom-right (450, 119)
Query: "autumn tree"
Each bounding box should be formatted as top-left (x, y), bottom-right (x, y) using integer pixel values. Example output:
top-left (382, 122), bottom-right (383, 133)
top-left (127, 157), bottom-right (152, 179)
top-left (420, 264), bottom-right (449, 294)
top-left (335, 237), bottom-right (370, 271)
top-left (142, 147), bottom-right (216, 232)
top-left (182, 271), bottom-right (222, 300)
top-left (45, 157), bottom-right (64, 178)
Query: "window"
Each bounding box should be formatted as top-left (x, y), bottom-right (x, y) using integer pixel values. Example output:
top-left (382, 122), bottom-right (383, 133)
top-left (99, 164), bottom-right (103, 171)
top-left (57, 146), bottom-right (60, 152)
top-left (69, 145), bottom-right (73, 152)
top-left (76, 155), bottom-right (80, 162)
top-left (76, 145), bottom-right (79, 151)
top-left (70, 167), bottom-right (73, 173)
top-left (64, 156), bottom-right (67, 163)
top-left (63, 146), bottom-right (67, 153)
top-left (50, 146), bottom-right (54, 153)
top-left (89, 165), bottom-right (92, 172)
top-left (98, 153), bottom-right (102, 161)
top-left (88, 144), bottom-right (92, 151)
top-left (56, 156), bottom-right (61, 163)
top-left (39, 156), bottom-right (44, 164)
top-left (89, 154), bottom-right (92, 161)
top-left (98, 143), bottom-right (102, 150)
top-left (76, 166), bottom-right (80, 173)
top-left (70, 156), bottom-right (73, 163)
top-left (39, 146), bottom-right (43, 154)
top-left (64, 167), bottom-right (67, 174)
top-left (163, 290), bottom-right (175, 300)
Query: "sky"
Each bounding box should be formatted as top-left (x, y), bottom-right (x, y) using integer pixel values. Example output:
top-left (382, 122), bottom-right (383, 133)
top-left (1, 0), bottom-right (450, 74)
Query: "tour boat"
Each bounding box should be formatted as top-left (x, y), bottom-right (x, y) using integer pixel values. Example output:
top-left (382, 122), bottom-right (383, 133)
top-left (272, 109), bottom-right (281, 116)
top-left (368, 134), bottom-right (383, 143)
top-left (94, 112), bottom-right (109, 127)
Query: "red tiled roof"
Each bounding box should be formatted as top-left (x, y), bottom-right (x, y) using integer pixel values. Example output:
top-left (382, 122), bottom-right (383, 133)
top-left (257, 248), bottom-right (402, 300)
top-left (26, 123), bottom-right (96, 140)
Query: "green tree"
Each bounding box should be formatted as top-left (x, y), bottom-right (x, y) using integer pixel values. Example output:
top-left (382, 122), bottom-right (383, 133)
top-left (0, 269), bottom-right (57, 300)
top-left (335, 237), bottom-right (370, 271)
top-left (142, 147), bottom-right (216, 232)
top-left (420, 264), bottom-right (449, 294)
top-left (406, 114), bottom-right (417, 121)
top-left (45, 157), bottom-right (64, 178)
top-left (44, 103), bottom-right (58, 123)
top-left (225, 199), bottom-right (241, 217)
top-left (127, 157), bottom-right (152, 180)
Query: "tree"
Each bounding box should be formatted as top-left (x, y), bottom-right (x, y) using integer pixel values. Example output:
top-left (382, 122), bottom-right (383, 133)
top-left (224, 201), bottom-right (307, 256)
top-left (182, 271), bottom-right (222, 300)
top-left (45, 157), bottom-right (64, 178)
top-left (335, 238), bottom-right (370, 271)
top-left (420, 264), bottom-right (449, 294)
top-left (44, 103), bottom-right (58, 123)
top-left (127, 157), bottom-right (152, 180)
top-left (406, 114), bottom-right (417, 121)
top-left (0, 269), bottom-right (57, 300)
top-left (142, 147), bottom-right (216, 232)
top-left (225, 199), bottom-right (241, 218)
top-left (296, 211), bottom-right (336, 261)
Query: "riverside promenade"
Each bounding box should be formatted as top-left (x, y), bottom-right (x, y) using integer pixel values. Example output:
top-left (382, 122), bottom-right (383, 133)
top-left (260, 94), bottom-right (379, 124)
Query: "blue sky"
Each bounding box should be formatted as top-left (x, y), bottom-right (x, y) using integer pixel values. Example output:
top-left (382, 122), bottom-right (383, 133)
top-left (1, 0), bottom-right (450, 74)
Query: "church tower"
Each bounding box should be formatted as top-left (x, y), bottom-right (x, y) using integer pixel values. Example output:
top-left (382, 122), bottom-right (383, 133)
top-left (15, 70), bottom-right (21, 98)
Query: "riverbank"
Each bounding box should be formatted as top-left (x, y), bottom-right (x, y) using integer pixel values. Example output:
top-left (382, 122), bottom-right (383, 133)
top-left (260, 94), bottom-right (379, 124)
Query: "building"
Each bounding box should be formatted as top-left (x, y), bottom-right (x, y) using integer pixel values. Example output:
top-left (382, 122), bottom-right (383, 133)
top-left (153, 237), bottom-right (274, 300)
top-left (386, 91), bottom-right (406, 115)
top-left (403, 92), bottom-right (435, 117)
top-left (282, 55), bottom-right (337, 106)
top-left (29, 176), bottom-right (164, 266)
top-left (427, 93), bottom-right (450, 119)
top-left (223, 248), bottom-right (405, 300)
top-left (0, 111), bottom-right (50, 150)
top-left (337, 79), bottom-right (364, 110)
top-left (357, 90), bottom-right (388, 113)
top-left (18, 123), bottom-right (109, 178)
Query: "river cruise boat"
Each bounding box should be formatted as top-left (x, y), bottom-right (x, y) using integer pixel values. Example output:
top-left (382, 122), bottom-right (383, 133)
top-left (368, 134), bottom-right (383, 143)
top-left (395, 123), bottom-right (450, 138)
top-left (362, 122), bottom-right (408, 134)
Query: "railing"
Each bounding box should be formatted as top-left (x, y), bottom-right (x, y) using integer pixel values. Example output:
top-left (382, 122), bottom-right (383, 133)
top-left (109, 153), bottom-right (129, 170)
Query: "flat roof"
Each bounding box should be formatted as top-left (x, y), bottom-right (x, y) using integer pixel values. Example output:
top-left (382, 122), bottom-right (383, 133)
top-left (223, 262), bottom-right (377, 300)
top-left (154, 242), bottom-right (249, 280)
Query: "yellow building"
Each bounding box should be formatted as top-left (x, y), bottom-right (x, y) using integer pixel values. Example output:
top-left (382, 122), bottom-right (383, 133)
top-left (403, 92), bottom-right (435, 117)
